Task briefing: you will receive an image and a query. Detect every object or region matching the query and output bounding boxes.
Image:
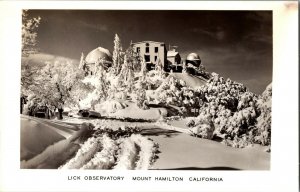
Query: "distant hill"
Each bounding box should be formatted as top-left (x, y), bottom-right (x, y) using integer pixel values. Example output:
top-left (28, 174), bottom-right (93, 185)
top-left (21, 53), bottom-right (79, 68)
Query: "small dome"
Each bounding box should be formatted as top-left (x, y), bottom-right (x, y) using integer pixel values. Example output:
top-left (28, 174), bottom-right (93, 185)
top-left (85, 47), bottom-right (112, 64)
top-left (186, 53), bottom-right (200, 61)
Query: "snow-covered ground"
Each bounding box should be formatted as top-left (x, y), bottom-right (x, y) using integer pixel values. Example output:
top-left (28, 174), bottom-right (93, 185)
top-left (106, 101), bottom-right (167, 120)
top-left (150, 133), bottom-right (269, 170)
top-left (20, 115), bottom-right (270, 170)
top-left (21, 116), bottom-right (65, 160)
top-left (21, 115), bottom-right (159, 169)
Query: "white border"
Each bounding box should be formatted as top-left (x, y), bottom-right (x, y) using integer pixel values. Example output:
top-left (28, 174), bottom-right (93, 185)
top-left (0, 1), bottom-right (298, 192)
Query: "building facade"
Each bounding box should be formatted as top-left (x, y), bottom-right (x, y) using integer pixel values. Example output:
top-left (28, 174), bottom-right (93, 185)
top-left (167, 50), bottom-right (181, 65)
top-left (79, 42), bottom-right (202, 76)
top-left (132, 41), bottom-right (167, 70)
top-left (167, 50), bottom-right (182, 72)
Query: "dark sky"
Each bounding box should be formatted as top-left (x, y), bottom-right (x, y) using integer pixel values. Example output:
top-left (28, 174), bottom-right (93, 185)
top-left (27, 10), bottom-right (272, 94)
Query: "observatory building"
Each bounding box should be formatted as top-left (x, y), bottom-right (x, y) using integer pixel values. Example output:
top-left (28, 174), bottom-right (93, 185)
top-left (186, 53), bottom-right (201, 67)
top-left (131, 41), bottom-right (167, 71)
top-left (79, 42), bottom-right (202, 76)
top-left (79, 47), bottom-right (113, 75)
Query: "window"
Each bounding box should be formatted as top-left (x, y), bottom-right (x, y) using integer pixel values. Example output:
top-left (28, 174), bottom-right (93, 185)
top-left (155, 47), bottom-right (158, 53)
top-left (154, 56), bottom-right (157, 61)
top-left (145, 43), bottom-right (150, 46)
top-left (145, 55), bottom-right (150, 62)
top-left (136, 47), bottom-right (140, 52)
top-left (145, 46), bottom-right (149, 53)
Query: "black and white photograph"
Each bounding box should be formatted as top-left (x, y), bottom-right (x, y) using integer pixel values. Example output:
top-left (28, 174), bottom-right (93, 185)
top-left (0, 1), bottom-right (298, 192)
top-left (20, 9), bottom-right (272, 170)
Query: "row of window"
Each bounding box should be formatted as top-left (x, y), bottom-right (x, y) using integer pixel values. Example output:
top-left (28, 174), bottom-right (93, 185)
top-left (136, 46), bottom-right (159, 53)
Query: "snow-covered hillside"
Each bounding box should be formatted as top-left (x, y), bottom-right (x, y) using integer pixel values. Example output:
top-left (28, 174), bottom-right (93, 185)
top-left (170, 73), bottom-right (207, 88)
top-left (20, 34), bottom-right (272, 170)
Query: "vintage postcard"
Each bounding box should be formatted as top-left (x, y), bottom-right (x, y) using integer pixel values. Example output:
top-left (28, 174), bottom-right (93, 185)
top-left (0, 1), bottom-right (298, 192)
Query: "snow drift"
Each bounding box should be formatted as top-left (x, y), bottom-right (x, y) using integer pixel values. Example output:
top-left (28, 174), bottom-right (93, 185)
top-left (21, 117), bottom-right (159, 169)
top-left (21, 116), bottom-right (65, 161)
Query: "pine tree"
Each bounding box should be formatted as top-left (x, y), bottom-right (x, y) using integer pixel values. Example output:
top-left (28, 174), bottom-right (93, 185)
top-left (182, 61), bottom-right (187, 73)
top-left (140, 57), bottom-right (147, 81)
top-left (155, 57), bottom-right (164, 77)
top-left (79, 52), bottom-right (85, 69)
top-left (118, 55), bottom-right (134, 92)
top-left (136, 89), bottom-right (149, 109)
top-left (95, 58), bottom-right (108, 101)
top-left (126, 44), bottom-right (140, 72)
top-left (112, 34), bottom-right (123, 74)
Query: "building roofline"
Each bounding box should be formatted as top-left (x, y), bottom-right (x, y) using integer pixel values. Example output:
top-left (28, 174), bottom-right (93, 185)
top-left (167, 50), bottom-right (180, 57)
top-left (132, 41), bottom-right (165, 45)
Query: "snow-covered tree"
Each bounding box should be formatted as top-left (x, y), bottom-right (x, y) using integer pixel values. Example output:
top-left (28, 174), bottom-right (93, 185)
top-left (154, 76), bottom-right (195, 107)
top-left (124, 44), bottom-right (141, 72)
top-left (94, 59), bottom-right (108, 100)
top-left (140, 57), bottom-right (147, 81)
top-left (255, 83), bottom-right (272, 146)
top-left (68, 79), bottom-right (93, 110)
top-left (21, 10), bottom-right (41, 99)
top-left (155, 58), bottom-right (164, 77)
top-left (182, 62), bottom-right (187, 73)
top-left (184, 73), bottom-right (272, 148)
top-left (22, 10), bottom-right (41, 57)
top-left (78, 52), bottom-right (85, 69)
top-left (21, 63), bottom-right (39, 96)
top-left (189, 115), bottom-right (215, 139)
top-left (30, 60), bottom-right (85, 119)
top-left (79, 58), bottom-right (109, 110)
top-left (118, 55), bottom-right (134, 92)
top-left (112, 34), bottom-right (123, 74)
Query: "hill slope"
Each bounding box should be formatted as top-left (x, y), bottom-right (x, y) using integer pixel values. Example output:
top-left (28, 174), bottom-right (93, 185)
top-left (170, 73), bottom-right (207, 88)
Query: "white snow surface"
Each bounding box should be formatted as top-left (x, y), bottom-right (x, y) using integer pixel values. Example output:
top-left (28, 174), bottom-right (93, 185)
top-left (58, 133), bottom-right (157, 170)
top-left (150, 133), bottom-right (270, 170)
top-left (95, 99), bottom-right (128, 114)
top-left (109, 101), bottom-right (167, 120)
top-left (170, 73), bottom-right (207, 88)
top-left (113, 134), bottom-right (157, 170)
top-left (59, 136), bottom-right (102, 169)
top-left (20, 116), bottom-right (66, 161)
top-left (82, 75), bottom-right (100, 87)
top-left (81, 135), bottom-right (118, 169)
top-left (20, 116), bottom-right (270, 170)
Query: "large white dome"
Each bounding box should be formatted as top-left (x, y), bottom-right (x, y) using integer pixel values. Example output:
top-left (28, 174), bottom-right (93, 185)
top-left (85, 47), bottom-right (112, 64)
top-left (186, 53), bottom-right (201, 61)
